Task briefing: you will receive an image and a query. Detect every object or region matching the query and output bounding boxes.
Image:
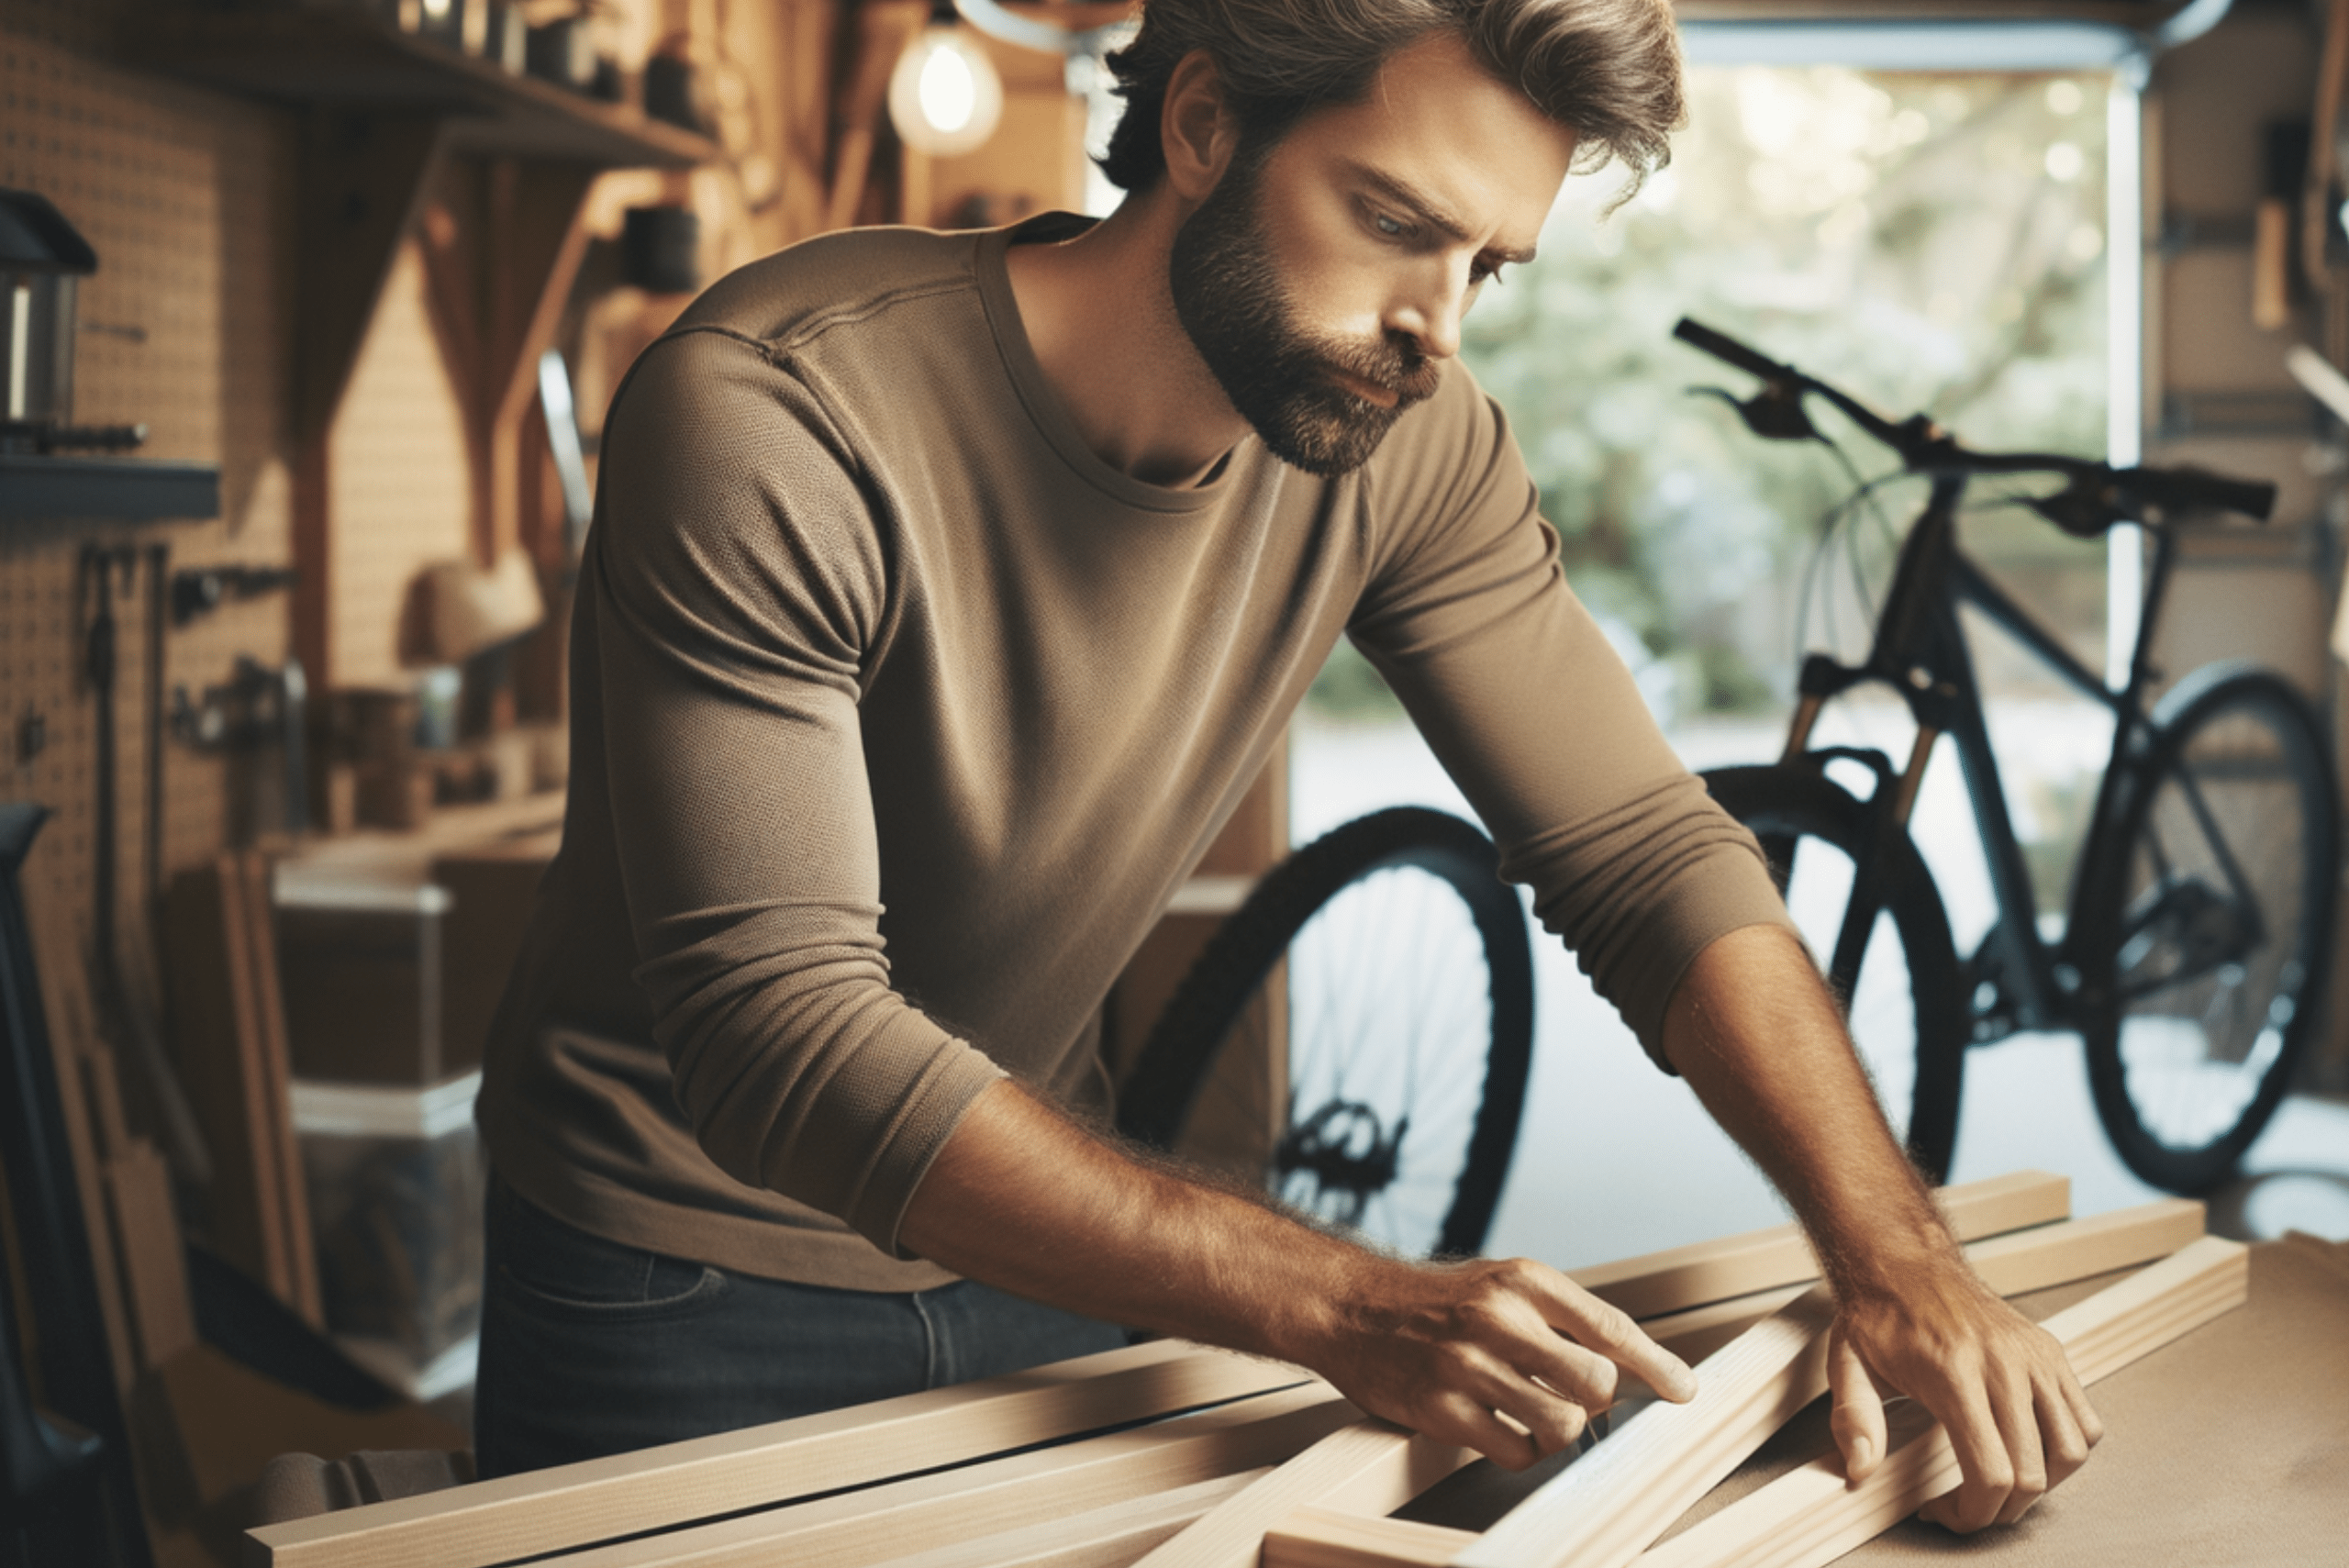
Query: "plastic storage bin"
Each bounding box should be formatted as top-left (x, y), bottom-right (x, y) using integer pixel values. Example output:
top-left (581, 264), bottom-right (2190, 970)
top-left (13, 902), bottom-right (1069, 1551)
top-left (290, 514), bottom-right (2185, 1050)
top-left (289, 1071), bottom-right (484, 1400)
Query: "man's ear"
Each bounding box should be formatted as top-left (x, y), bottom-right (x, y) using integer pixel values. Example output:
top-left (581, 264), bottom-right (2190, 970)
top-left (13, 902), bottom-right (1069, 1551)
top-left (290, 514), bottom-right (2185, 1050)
top-left (1161, 48), bottom-right (1241, 204)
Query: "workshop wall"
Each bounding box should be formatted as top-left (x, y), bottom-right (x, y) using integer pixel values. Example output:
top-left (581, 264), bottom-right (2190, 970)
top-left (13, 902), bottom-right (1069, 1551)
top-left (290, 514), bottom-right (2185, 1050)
top-left (1, 0), bottom-right (296, 1005)
top-left (326, 239), bottom-right (472, 692)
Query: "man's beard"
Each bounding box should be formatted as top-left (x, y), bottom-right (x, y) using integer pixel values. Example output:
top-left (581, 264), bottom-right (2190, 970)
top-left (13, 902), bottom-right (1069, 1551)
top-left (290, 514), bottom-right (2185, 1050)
top-left (1169, 154), bottom-right (1444, 478)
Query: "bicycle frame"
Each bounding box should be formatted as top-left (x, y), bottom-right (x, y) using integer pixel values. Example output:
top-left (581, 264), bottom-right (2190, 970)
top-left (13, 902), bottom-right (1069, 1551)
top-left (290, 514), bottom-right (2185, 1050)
top-left (1775, 478), bottom-right (2184, 1041)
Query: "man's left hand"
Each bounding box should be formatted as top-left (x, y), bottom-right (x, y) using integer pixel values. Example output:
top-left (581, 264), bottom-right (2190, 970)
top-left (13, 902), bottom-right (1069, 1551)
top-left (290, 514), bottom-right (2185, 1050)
top-left (1826, 1259), bottom-right (2104, 1530)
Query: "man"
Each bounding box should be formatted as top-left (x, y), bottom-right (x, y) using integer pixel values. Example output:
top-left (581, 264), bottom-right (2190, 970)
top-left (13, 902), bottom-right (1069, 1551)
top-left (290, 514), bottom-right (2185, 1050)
top-left (475, 0), bottom-right (2099, 1533)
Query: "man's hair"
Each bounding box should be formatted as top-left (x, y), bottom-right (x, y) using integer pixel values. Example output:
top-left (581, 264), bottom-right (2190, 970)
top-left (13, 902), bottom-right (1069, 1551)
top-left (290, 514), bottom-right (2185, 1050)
top-left (1097, 0), bottom-right (1685, 196)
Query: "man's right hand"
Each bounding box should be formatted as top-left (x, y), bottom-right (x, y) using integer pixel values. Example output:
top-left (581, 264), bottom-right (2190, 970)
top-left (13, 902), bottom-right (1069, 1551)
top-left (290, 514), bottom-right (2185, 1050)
top-left (1308, 1251), bottom-right (1699, 1468)
top-left (898, 1080), bottom-right (1696, 1469)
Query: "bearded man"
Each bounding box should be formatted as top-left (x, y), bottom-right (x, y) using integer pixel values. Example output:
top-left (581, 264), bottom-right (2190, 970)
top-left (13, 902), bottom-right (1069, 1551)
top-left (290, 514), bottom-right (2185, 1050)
top-left (473, 0), bottom-right (2099, 1533)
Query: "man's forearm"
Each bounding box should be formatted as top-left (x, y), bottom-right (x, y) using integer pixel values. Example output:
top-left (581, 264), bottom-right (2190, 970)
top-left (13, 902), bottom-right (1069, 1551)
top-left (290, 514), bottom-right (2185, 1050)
top-left (1658, 923), bottom-right (1961, 1293)
top-left (899, 1080), bottom-right (1367, 1362)
top-left (898, 1077), bottom-right (1698, 1470)
top-left (1663, 922), bottom-right (2101, 1529)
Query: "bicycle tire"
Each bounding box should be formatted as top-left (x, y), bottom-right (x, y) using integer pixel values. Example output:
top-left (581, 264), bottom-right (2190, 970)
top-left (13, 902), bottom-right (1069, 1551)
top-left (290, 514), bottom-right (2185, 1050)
top-left (2075, 663), bottom-right (2339, 1195)
top-left (1115, 806), bottom-right (1533, 1259)
top-left (1699, 765), bottom-right (1969, 1183)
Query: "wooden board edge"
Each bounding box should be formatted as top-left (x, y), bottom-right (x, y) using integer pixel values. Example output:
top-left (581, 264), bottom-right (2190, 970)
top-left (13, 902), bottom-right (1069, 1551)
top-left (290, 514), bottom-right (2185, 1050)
top-left (249, 1340), bottom-right (1311, 1567)
top-left (1571, 1172), bottom-right (2067, 1319)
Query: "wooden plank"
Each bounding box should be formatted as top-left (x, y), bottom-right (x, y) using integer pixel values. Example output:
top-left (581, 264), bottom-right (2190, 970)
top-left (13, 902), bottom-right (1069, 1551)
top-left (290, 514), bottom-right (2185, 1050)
top-left (1457, 1284), bottom-right (1839, 1568)
top-left (863, 1472), bottom-right (1265, 1568)
top-left (1631, 1236), bottom-right (2250, 1568)
top-left (235, 851), bottom-right (324, 1326)
top-left (101, 1141), bottom-right (198, 1371)
top-left (1643, 1197), bottom-right (2208, 1363)
top-left (1142, 1177), bottom-right (2095, 1568)
top-left (163, 860), bottom-right (286, 1302)
top-left (162, 858), bottom-right (319, 1320)
top-left (1128, 1418), bottom-right (1476, 1568)
top-left (1961, 1197), bottom-right (2206, 1296)
top-left (1569, 1171), bottom-right (2067, 1319)
top-left (534, 1383), bottom-right (1357, 1568)
top-left (247, 1340), bottom-right (1312, 1568)
top-left (1265, 1509), bottom-right (1470, 1568)
top-left (1257, 1203), bottom-right (2216, 1568)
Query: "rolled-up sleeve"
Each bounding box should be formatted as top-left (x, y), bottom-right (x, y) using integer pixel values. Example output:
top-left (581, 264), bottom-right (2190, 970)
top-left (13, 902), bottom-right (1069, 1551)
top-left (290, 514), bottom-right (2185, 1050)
top-left (1349, 374), bottom-right (1795, 1067)
top-left (591, 328), bottom-right (1004, 1253)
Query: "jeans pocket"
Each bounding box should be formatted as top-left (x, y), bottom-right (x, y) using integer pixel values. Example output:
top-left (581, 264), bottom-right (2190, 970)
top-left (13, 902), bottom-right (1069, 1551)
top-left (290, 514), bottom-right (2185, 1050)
top-left (487, 1182), bottom-right (735, 1323)
top-left (495, 1254), bottom-right (733, 1323)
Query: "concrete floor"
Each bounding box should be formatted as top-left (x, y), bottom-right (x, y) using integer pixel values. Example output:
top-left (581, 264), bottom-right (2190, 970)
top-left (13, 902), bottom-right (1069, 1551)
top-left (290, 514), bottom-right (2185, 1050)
top-left (1290, 711), bottom-right (2349, 1273)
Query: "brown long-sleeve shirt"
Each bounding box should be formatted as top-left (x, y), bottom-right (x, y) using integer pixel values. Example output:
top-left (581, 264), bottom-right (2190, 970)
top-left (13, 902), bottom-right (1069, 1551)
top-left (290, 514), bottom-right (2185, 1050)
top-left (475, 216), bottom-right (1793, 1293)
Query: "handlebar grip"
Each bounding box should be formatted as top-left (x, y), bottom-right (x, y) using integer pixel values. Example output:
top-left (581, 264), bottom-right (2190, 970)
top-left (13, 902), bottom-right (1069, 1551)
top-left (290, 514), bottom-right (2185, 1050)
top-left (1673, 317), bottom-right (1789, 383)
top-left (2122, 465), bottom-right (2278, 522)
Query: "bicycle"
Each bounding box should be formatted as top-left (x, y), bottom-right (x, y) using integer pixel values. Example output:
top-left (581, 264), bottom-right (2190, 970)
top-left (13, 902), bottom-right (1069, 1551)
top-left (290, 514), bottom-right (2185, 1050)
top-left (1115, 806), bottom-right (1533, 1259)
top-left (1675, 316), bottom-right (2340, 1195)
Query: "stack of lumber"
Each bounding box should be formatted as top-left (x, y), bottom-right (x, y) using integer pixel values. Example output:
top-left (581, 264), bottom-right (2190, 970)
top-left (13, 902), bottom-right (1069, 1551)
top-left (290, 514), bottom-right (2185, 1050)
top-left (247, 1171), bottom-right (2264, 1568)
top-left (24, 869), bottom-right (466, 1568)
top-left (161, 852), bottom-right (320, 1323)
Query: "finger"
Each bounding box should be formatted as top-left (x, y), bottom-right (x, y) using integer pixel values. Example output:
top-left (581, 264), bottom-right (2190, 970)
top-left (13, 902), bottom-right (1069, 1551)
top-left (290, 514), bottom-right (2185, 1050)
top-left (1495, 1381), bottom-right (1590, 1462)
top-left (1828, 1329), bottom-right (1888, 1485)
top-left (1437, 1396), bottom-right (1544, 1473)
top-left (2036, 1368), bottom-right (2093, 1494)
top-left (1917, 1380), bottom-right (2012, 1533)
top-left (1441, 1340), bottom-right (1595, 1465)
top-left (1520, 1336), bottom-right (1622, 1414)
top-left (1527, 1273), bottom-right (1698, 1402)
top-left (1988, 1365), bottom-right (2049, 1527)
top-left (2059, 1359), bottom-right (2105, 1452)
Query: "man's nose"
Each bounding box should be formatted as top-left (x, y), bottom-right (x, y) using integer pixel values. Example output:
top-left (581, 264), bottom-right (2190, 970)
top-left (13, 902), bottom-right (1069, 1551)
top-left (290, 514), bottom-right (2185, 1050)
top-left (1386, 270), bottom-right (1465, 361)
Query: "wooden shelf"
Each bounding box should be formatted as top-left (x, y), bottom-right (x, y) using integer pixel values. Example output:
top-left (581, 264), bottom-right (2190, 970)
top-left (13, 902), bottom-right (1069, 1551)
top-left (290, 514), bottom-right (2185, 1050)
top-left (0, 453), bottom-right (219, 522)
top-left (133, 8), bottom-right (716, 168)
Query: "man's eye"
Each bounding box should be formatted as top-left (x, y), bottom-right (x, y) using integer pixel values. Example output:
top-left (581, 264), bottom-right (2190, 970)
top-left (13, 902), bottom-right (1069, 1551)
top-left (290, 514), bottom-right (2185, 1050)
top-left (1471, 262), bottom-right (1507, 289)
top-left (1371, 211), bottom-right (1407, 238)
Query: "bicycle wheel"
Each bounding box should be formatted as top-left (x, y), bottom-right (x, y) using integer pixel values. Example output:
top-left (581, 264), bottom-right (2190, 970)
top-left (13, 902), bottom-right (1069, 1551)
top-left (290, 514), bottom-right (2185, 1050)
top-left (1699, 765), bottom-right (1968, 1183)
top-left (1115, 807), bottom-right (1533, 1259)
top-left (2076, 664), bottom-right (2338, 1195)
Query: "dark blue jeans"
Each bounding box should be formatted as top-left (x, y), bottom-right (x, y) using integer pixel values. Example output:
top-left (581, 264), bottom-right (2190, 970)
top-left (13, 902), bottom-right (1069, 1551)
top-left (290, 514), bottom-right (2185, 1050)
top-left (473, 1177), bottom-right (1130, 1477)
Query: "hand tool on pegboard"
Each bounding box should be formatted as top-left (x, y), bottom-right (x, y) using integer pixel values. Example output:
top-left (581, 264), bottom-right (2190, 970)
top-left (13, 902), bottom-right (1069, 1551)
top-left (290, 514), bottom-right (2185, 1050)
top-left (79, 544), bottom-right (210, 1189)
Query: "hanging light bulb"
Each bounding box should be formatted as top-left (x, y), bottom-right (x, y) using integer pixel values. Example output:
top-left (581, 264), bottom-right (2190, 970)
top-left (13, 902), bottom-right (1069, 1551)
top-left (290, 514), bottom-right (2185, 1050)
top-left (888, 0), bottom-right (1005, 158)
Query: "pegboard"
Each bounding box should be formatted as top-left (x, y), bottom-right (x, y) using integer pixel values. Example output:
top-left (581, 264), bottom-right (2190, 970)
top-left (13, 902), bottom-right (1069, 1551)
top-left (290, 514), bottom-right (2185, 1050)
top-left (0, 17), bottom-right (296, 1018)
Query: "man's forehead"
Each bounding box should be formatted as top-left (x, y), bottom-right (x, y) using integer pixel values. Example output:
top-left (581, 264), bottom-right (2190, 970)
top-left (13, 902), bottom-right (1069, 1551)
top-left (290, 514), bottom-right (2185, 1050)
top-left (1290, 32), bottom-right (1576, 255)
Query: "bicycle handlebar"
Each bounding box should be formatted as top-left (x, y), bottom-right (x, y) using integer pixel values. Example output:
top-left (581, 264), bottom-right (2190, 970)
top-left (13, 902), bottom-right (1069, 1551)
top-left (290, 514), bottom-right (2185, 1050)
top-left (1672, 317), bottom-right (2277, 527)
top-left (1671, 317), bottom-right (1789, 384)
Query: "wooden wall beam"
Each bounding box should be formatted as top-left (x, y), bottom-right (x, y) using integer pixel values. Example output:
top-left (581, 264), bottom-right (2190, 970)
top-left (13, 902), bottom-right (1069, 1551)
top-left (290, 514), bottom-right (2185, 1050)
top-left (295, 113), bottom-right (451, 448)
top-left (248, 1340), bottom-right (1310, 1568)
top-left (480, 159), bottom-right (599, 566)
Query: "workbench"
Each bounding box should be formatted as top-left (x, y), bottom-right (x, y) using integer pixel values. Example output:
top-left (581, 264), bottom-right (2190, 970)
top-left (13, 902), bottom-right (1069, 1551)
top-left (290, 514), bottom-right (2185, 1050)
top-left (244, 1209), bottom-right (2347, 1568)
